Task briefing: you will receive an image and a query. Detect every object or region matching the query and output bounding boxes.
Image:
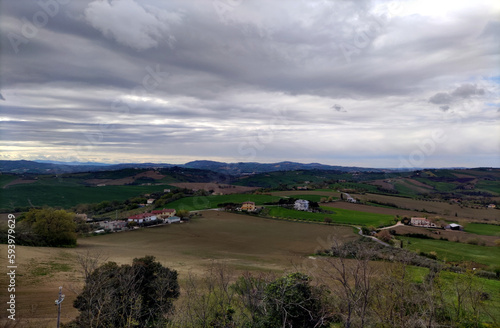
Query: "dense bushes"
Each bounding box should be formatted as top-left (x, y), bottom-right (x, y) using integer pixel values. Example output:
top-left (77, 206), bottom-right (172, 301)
top-left (0, 208), bottom-right (77, 247)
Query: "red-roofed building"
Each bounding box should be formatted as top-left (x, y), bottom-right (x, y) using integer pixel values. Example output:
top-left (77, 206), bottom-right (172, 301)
top-left (128, 213), bottom-right (157, 224)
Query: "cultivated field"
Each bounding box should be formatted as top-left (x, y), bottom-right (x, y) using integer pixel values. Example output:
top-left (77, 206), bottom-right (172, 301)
top-left (0, 210), bottom-right (357, 327)
top-left (465, 223), bottom-right (500, 237)
top-left (170, 182), bottom-right (259, 194)
top-left (0, 183), bottom-right (169, 209)
top-left (165, 194), bottom-right (282, 211)
top-left (391, 225), bottom-right (500, 246)
top-left (322, 201), bottom-right (429, 218)
top-left (352, 193), bottom-right (500, 222)
top-left (267, 206), bottom-right (394, 227)
top-left (270, 190), bottom-right (341, 198)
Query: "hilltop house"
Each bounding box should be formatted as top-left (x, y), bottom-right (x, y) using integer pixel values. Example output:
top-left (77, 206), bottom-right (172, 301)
top-left (147, 198), bottom-right (155, 205)
top-left (294, 199), bottom-right (309, 211)
top-left (241, 201), bottom-right (256, 211)
top-left (151, 209), bottom-right (176, 219)
top-left (410, 217), bottom-right (437, 228)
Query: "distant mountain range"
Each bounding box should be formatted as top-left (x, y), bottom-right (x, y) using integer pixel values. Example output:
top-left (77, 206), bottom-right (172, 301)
top-left (0, 159), bottom-right (387, 175)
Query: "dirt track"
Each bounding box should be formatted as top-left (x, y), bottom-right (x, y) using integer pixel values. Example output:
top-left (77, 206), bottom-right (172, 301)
top-left (2, 179), bottom-right (37, 189)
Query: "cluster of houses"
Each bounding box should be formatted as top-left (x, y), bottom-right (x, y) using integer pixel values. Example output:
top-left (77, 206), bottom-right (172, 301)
top-left (95, 208), bottom-right (181, 233)
top-left (238, 199), bottom-right (312, 212)
top-left (127, 208), bottom-right (179, 224)
top-left (409, 217), bottom-right (463, 230)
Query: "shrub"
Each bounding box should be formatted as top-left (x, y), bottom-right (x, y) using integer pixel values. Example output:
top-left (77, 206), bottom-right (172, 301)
top-left (466, 238), bottom-right (480, 245)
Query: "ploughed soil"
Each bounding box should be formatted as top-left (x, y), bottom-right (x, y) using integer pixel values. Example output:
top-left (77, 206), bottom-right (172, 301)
top-left (367, 179), bottom-right (395, 190)
top-left (0, 210), bottom-right (357, 327)
top-left (404, 178), bottom-right (434, 190)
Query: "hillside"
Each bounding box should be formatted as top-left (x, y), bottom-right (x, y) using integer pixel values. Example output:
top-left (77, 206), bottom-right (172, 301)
top-left (0, 159), bottom-right (383, 175)
top-left (1, 165), bottom-right (498, 211)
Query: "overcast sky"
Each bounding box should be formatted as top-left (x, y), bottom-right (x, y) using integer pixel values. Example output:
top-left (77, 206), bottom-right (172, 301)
top-left (1, 0), bottom-right (499, 168)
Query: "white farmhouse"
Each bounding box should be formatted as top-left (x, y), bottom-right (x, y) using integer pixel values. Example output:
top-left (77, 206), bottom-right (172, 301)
top-left (294, 199), bottom-right (309, 211)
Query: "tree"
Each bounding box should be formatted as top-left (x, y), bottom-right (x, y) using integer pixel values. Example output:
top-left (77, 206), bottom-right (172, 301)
top-left (375, 230), bottom-right (392, 243)
top-left (23, 208), bottom-right (77, 246)
top-left (73, 256), bottom-right (179, 327)
top-left (261, 272), bottom-right (331, 327)
top-left (176, 209), bottom-right (190, 219)
top-left (173, 262), bottom-right (241, 327)
top-left (324, 241), bottom-right (375, 328)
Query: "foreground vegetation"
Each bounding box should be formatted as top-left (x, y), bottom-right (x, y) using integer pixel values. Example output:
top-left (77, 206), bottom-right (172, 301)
top-left (64, 247), bottom-right (499, 328)
top-left (401, 237), bottom-right (500, 270)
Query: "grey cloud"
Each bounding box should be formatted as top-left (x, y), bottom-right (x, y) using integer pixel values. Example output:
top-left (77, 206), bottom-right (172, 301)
top-left (332, 104), bottom-right (346, 112)
top-left (429, 83), bottom-right (486, 106)
top-left (451, 84), bottom-right (484, 98)
top-left (84, 0), bottom-right (182, 51)
top-left (0, 0), bottom-right (498, 167)
top-left (0, 93), bottom-right (5, 100)
top-left (429, 93), bottom-right (452, 105)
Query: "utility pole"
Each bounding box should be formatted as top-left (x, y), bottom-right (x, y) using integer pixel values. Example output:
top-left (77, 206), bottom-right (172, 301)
top-left (55, 286), bottom-right (65, 328)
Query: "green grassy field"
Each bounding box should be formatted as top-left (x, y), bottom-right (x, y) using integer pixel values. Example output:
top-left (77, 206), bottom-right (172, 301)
top-left (267, 206), bottom-right (394, 227)
top-left (165, 194), bottom-right (282, 211)
top-left (0, 174), bottom-right (18, 188)
top-left (438, 270), bottom-right (500, 322)
top-left (281, 194), bottom-right (333, 202)
top-left (401, 237), bottom-right (500, 269)
top-left (234, 170), bottom-right (356, 188)
top-left (464, 223), bottom-right (500, 237)
top-left (0, 183), bottom-right (168, 209)
top-left (475, 180), bottom-right (500, 195)
top-left (413, 178), bottom-right (457, 192)
top-left (405, 263), bottom-right (500, 320)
